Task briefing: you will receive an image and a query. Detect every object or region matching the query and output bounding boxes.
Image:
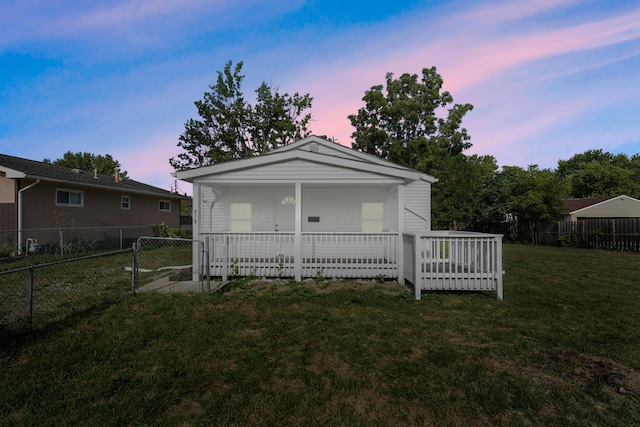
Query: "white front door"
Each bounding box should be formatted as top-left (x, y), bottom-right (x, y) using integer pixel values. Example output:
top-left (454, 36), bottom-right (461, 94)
top-left (275, 194), bottom-right (295, 232)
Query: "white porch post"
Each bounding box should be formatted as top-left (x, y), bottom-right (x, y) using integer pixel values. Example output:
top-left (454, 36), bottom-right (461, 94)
top-left (294, 182), bottom-right (302, 282)
top-left (397, 185), bottom-right (405, 285)
top-left (192, 182), bottom-right (201, 282)
top-left (496, 235), bottom-right (504, 300)
top-left (414, 234), bottom-right (422, 300)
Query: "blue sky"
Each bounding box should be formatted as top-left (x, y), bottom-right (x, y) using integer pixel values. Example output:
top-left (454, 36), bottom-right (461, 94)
top-left (1, 0), bottom-right (639, 193)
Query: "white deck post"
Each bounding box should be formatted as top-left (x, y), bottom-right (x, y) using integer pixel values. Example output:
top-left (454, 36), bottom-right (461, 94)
top-left (397, 185), bottom-right (405, 285)
top-left (496, 235), bottom-right (503, 300)
top-left (294, 182), bottom-right (302, 282)
top-left (414, 234), bottom-right (422, 300)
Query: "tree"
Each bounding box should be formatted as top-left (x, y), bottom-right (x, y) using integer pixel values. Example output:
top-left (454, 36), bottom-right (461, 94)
top-left (44, 152), bottom-right (127, 177)
top-left (486, 165), bottom-right (567, 240)
top-left (348, 67), bottom-right (477, 229)
top-left (170, 61), bottom-right (313, 170)
top-left (557, 149), bottom-right (640, 198)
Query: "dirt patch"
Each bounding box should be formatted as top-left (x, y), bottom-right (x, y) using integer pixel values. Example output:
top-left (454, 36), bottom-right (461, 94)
top-left (558, 350), bottom-right (640, 397)
top-left (222, 278), bottom-right (410, 297)
top-left (166, 399), bottom-right (204, 417)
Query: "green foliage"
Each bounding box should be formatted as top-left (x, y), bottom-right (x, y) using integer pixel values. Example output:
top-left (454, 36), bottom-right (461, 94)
top-left (170, 60), bottom-right (313, 170)
top-left (349, 67), bottom-right (490, 229)
top-left (43, 151), bottom-right (128, 177)
top-left (558, 230), bottom-right (580, 247)
top-left (349, 67), bottom-right (473, 166)
top-left (489, 165), bottom-right (567, 227)
top-left (557, 149), bottom-right (640, 198)
top-left (151, 223), bottom-right (188, 238)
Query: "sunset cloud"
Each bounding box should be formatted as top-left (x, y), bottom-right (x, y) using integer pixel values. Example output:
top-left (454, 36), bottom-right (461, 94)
top-left (1, 0), bottom-right (639, 191)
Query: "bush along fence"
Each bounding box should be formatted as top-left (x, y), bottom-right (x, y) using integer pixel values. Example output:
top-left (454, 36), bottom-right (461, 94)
top-left (526, 218), bottom-right (640, 252)
top-left (0, 249), bottom-right (133, 332)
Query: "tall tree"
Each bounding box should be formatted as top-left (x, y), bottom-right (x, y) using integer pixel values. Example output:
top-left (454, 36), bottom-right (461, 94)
top-left (500, 165), bottom-right (567, 224)
top-left (349, 67), bottom-right (477, 229)
top-left (170, 61), bottom-right (313, 170)
top-left (557, 149), bottom-right (640, 198)
top-left (44, 152), bottom-right (127, 177)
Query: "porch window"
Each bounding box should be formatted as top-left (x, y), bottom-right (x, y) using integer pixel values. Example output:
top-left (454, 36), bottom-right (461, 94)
top-left (230, 203), bottom-right (252, 232)
top-left (56, 189), bottom-right (83, 207)
top-left (362, 202), bottom-right (383, 232)
top-left (121, 195), bottom-right (131, 210)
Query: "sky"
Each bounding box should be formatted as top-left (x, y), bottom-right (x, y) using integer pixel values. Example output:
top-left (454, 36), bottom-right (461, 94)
top-left (1, 0), bottom-right (639, 195)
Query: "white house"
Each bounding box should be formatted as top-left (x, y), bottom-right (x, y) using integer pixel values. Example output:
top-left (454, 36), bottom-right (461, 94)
top-left (175, 136), bottom-right (503, 299)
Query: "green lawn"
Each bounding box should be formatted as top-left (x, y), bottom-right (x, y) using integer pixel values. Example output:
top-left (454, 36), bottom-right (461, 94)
top-left (1, 244), bottom-right (639, 426)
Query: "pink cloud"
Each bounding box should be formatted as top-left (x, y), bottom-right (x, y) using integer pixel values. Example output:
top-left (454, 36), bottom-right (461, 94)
top-left (287, 0), bottom-right (640, 159)
top-left (113, 132), bottom-right (187, 192)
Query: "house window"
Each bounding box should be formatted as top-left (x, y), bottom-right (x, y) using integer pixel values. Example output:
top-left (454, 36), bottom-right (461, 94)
top-left (159, 200), bottom-right (171, 211)
top-left (56, 189), bottom-right (84, 207)
top-left (362, 202), bottom-right (384, 232)
top-left (230, 203), bottom-right (252, 232)
top-left (121, 196), bottom-right (131, 210)
top-left (281, 196), bottom-right (295, 205)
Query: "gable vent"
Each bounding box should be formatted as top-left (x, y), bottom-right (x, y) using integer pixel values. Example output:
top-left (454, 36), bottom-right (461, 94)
top-left (309, 143), bottom-right (319, 153)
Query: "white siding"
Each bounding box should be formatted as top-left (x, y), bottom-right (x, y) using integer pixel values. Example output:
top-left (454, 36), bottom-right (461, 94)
top-left (302, 187), bottom-right (398, 232)
top-left (198, 184), bottom-right (399, 233)
top-left (404, 181), bottom-right (431, 232)
top-left (199, 160), bottom-right (403, 184)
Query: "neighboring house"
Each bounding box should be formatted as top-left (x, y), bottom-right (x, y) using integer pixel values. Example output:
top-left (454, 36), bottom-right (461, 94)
top-left (561, 195), bottom-right (640, 221)
top-left (175, 136), bottom-right (503, 299)
top-left (0, 153), bottom-right (187, 253)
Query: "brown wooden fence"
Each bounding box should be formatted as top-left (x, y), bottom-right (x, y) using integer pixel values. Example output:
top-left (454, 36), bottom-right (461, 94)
top-left (529, 218), bottom-right (640, 252)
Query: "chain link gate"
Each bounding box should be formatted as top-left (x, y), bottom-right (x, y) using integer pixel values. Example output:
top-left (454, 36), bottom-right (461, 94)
top-left (131, 237), bottom-right (210, 294)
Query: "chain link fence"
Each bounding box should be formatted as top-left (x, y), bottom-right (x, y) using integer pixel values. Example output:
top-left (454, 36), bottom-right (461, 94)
top-left (131, 237), bottom-right (209, 294)
top-left (0, 225), bottom-right (154, 258)
top-left (0, 249), bottom-right (133, 333)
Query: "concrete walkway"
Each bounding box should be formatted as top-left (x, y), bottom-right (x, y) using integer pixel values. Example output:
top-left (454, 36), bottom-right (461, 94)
top-left (136, 275), bottom-right (216, 293)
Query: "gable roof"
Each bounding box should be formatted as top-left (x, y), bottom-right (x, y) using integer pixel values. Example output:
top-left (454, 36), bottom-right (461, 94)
top-left (561, 197), bottom-right (614, 214)
top-left (561, 195), bottom-right (640, 215)
top-left (174, 135), bottom-right (437, 184)
top-left (0, 153), bottom-right (184, 198)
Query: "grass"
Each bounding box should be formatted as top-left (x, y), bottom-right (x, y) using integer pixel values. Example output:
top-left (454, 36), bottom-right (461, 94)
top-left (1, 244), bottom-right (639, 426)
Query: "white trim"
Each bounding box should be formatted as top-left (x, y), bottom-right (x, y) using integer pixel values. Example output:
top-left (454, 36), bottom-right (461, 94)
top-left (175, 137), bottom-right (437, 184)
top-left (0, 166), bottom-right (26, 179)
top-left (121, 195), bottom-right (131, 210)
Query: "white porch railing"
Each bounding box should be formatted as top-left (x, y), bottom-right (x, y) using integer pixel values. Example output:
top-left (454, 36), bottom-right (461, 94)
top-left (205, 232), bottom-right (399, 281)
top-left (301, 233), bottom-right (398, 279)
top-left (204, 231), bottom-right (503, 300)
top-left (403, 231), bottom-right (503, 300)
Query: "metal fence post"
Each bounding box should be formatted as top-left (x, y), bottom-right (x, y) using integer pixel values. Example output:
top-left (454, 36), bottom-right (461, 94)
top-left (28, 266), bottom-right (34, 328)
top-left (131, 242), bottom-right (138, 295)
